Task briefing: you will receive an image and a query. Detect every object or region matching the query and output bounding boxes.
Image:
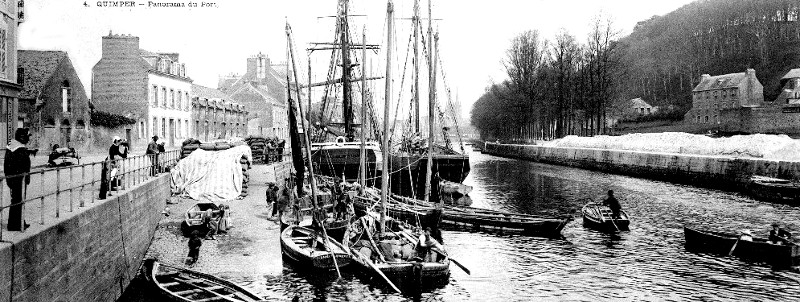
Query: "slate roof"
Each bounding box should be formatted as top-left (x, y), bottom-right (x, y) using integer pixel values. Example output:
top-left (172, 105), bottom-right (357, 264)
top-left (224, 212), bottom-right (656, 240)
top-left (629, 98), bottom-right (653, 108)
top-left (692, 72), bottom-right (747, 92)
top-left (781, 68), bottom-right (800, 80)
top-left (192, 83), bottom-right (228, 99)
top-left (18, 50), bottom-right (67, 100)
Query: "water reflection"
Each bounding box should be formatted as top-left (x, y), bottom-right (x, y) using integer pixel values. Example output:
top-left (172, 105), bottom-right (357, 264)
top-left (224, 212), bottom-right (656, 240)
top-left (121, 149), bottom-right (800, 301)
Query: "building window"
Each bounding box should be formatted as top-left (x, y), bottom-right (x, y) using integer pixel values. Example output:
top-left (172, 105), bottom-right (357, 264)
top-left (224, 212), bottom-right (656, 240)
top-left (196, 121), bottom-right (200, 137)
top-left (150, 85), bottom-right (157, 106)
top-left (61, 81), bottom-right (72, 113)
top-left (169, 89), bottom-right (174, 108)
top-left (731, 90), bottom-right (736, 98)
top-left (153, 117), bottom-right (157, 137)
top-left (177, 90), bottom-right (182, 110)
top-left (714, 115), bottom-right (719, 124)
top-left (139, 121), bottom-right (144, 138)
top-left (184, 92), bottom-right (189, 110)
top-left (646, 108), bottom-right (650, 114)
top-left (177, 119), bottom-right (182, 138)
top-left (161, 87), bottom-right (167, 107)
top-left (704, 116), bottom-right (709, 123)
top-left (0, 22), bottom-right (8, 78)
top-left (161, 118), bottom-right (166, 138)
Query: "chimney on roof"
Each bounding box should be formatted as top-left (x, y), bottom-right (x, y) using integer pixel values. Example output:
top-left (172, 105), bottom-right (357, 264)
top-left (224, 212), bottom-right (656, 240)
top-left (746, 68), bottom-right (756, 78)
top-left (102, 33), bottom-right (139, 58)
top-left (246, 54), bottom-right (270, 81)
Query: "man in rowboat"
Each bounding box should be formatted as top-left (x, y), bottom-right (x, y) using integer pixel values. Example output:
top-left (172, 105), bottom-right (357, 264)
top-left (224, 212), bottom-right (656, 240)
top-left (417, 227), bottom-right (444, 262)
top-left (769, 223), bottom-right (793, 245)
top-left (602, 190), bottom-right (622, 219)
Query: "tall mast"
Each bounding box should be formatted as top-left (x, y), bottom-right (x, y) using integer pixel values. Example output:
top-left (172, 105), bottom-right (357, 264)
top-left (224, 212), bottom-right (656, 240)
top-left (340, 0), bottom-right (354, 141)
top-left (380, 0), bottom-right (394, 235)
top-left (424, 0), bottom-right (436, 203)
top-left (413, 0), bottom-right (420, 133)
top-left (359, 28), bottom-right (367, 188)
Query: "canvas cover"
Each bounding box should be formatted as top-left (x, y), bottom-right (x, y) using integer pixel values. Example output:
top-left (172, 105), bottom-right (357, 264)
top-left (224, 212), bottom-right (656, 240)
top-left (171, 145), bottom-right (252, 202)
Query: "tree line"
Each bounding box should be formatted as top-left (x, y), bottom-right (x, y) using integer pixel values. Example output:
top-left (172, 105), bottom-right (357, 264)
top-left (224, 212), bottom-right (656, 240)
top-left (472, 0), bottom-right (800, 141)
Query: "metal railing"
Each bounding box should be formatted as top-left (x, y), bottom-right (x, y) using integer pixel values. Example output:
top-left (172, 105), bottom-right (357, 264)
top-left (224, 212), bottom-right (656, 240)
top-left (0, 150), bottom-right (180, 240)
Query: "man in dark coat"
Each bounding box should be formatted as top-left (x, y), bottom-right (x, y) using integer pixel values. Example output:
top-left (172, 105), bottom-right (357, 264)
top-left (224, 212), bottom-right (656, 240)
top-left (146, 135), bottom-right (160, 176)
top-left (5, 128), bottom-right (32, 231)
top-left (602, 190), bottom-right (622, 218)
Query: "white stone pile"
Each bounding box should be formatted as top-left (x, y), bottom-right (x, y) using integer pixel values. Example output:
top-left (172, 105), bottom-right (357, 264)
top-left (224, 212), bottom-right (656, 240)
top-left (542, 132), bottom-right (800, 161)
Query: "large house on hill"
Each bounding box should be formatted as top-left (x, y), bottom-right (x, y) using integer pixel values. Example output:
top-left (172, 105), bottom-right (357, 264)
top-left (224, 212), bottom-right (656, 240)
top-left (91, 33), bottom-right (193, 149)
top-left (18, 50), bottom-right (90, 150)
top-left (684, 68), bottom-right (763, 125)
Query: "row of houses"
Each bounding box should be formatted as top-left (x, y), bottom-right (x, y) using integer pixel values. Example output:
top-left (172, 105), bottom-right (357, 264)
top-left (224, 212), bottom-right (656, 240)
top-left (2, 32), bottom-right (293, 153)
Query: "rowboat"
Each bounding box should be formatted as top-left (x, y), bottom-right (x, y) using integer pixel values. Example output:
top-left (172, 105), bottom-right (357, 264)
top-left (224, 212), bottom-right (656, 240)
top-left (346, 214), bottom-right (450, 287)
top-left (683, 226), bottom-right (800, 268)
top-left (745, 175), bottom-right (800, 204)
top-left (581, 203), bottom-right (630, 232)
top-left (382, 193), bottom-right (573, 237)
top-left (142, 259), bottom-right (263, 302)
top-left (280, 225), bottom-right (352, 270)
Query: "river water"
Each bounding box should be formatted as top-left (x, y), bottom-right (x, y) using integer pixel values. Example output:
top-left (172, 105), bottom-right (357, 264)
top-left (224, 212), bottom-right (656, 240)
top-left (122, 148), bottom-right (800, 301)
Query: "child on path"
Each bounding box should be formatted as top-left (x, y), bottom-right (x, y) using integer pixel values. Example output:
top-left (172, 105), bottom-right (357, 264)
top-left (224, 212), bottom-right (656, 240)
top-left (187, 230), bottom-right (202, 265)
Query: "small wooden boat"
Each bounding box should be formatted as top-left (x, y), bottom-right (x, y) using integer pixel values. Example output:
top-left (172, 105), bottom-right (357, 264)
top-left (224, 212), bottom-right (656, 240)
top-left (280, 225), bottom-right (352, 269)
top-left (143, 259), bottom-right (263, 302)
top-left (684, 226), bottom-right (800, 268)
top-left (347, 214), bottom-right (450, 286)
top-left (581, 203), bottom-right (630, 232)
top-left (745, 175), bottom-right (800, 203)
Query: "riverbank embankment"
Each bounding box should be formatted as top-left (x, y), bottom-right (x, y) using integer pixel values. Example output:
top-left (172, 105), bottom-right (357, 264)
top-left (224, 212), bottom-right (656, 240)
top-left (483, 142), bottom-right (800, 195)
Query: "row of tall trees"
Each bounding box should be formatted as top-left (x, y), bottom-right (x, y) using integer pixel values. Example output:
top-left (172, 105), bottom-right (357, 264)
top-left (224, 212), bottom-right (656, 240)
top-left (471, 18), bottom-right (617, 141)
top-left (472, 0), bottom-right (800, 141)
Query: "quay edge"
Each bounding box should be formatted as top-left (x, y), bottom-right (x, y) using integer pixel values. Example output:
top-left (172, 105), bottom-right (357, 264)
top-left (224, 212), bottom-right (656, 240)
top-left (483, 142), bottom-right (800, 201)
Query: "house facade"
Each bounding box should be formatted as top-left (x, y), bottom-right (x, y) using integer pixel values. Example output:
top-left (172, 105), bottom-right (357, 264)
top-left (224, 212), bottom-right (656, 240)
top-left (685, 68), bottom-right (763, 125)
top-left (92, 33), bottom-right (192, 149)
top-left (190, 83), bottom-right (247, 141)
top-left (18, 50), bottom-right (90, 150)
top-left (0, 1), bottom-right (22, 153)
top-left (218, 53), bottom-right (288, 140)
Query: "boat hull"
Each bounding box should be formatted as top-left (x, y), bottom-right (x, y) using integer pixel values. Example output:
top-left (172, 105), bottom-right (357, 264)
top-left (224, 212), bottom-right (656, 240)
top-left (143, 259), bottom-right (263, 302)
top-left (581, 204), bottom-right (630, 232)
top-left (280, 226), bottom-right (352, 270)
top-left (683, 226), bottom-right (800, 268)
top-left (388, 153), bottom-right (470, 200)
top-left (310, 144), bottom-right (381, 187)
top-left (745, 176), bottom-right (800, 204)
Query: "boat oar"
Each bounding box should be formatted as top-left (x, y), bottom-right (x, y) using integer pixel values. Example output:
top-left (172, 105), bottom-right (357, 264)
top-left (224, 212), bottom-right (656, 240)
top-left (349, 246), bottom-right (401, 293)
top-left (729, 233), bottom-right (744, 256)
top-left (431, 249), bottom-right (471, 275)
top-left (318, 218), bottom-right (342, 279)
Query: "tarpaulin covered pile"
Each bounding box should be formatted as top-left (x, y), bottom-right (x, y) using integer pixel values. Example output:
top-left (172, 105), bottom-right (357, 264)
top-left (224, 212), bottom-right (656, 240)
top-left (171, 145), bottom-right (253, 202)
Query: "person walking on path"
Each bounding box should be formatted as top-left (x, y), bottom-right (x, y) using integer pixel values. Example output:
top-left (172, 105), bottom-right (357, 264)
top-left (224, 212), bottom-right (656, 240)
top-left (5, 128), bottom-right (33, 231)
top-left (602, 190), bottom-right (622, 219)
top-left (146, 135), bottom-right (160, 176)
top-left (187, 230), bottom-right (202, 265)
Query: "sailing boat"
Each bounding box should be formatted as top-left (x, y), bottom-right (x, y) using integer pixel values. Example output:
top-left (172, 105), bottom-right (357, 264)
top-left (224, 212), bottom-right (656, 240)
top-left (308, 0), bottom-right (383, 188)
top-left (388, 0), bottom-right (469, 203)
top-left (344, 1), bottom-right (452, 290)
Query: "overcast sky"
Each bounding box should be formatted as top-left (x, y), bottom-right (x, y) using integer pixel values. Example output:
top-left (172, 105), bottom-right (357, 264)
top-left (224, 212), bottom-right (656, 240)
top-left (19, 0), bottom-right (696, 119)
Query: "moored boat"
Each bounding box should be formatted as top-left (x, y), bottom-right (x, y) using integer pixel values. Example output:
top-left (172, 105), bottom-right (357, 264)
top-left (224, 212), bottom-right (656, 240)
top-left (683, 226), bottom-right (800, 268)
top-left (280, 225), bottom-right (353, 270)
top-left (346, 214), bottom-right (450, 286)
top-left (356, 192), bottom-right (573, 237)
top-left (581, 203), bottom-right (630, 232)
top-left (143, 259), bottom-right (264, 302)
top-left (745, 175), bottom-right (800, 204)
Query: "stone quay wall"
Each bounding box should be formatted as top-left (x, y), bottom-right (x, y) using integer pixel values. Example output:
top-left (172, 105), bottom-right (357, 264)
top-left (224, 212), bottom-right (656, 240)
top-left (483, 142), bottom-right (800, 192)
top-left (0, 174), bottom-right (170, 302)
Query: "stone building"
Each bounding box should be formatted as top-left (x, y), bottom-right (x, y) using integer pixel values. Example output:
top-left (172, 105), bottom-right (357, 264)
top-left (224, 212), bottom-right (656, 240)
top-left (685, 68), bottom-right (763, 125)
top-left (218, 53), bottom-right (288, 140)
top-left (17, 50), bottom-right (90, 150)
top-left (0, 1), bottom-right (23, 154)
top-left (91, 33), bottom-right (192, 149)
top-left (719, 68), bottom-right (800, 134)
top-left (190, 84), bottom-right (247, 141)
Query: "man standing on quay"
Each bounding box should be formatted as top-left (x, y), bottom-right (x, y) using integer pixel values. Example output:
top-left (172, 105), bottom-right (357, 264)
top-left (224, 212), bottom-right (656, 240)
top-left (146, 135), bottom-right (160, 176)
top-left (5, 128), bottom-right (33, 231)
